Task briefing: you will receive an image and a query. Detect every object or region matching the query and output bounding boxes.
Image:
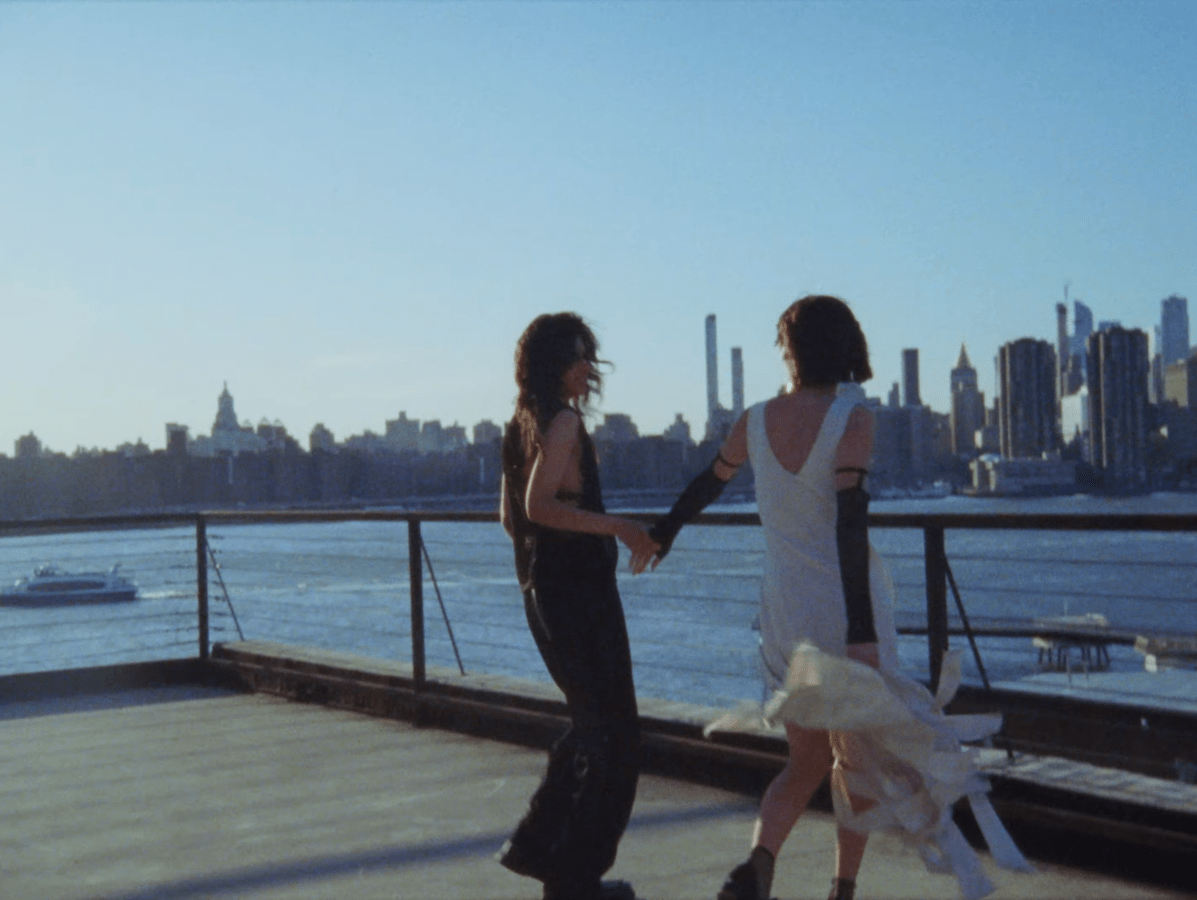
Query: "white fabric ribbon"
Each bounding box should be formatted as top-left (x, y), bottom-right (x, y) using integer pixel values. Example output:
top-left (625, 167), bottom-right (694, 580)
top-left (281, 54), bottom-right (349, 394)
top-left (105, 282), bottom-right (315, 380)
top-left (706, 643), bottom-right (1034, 899)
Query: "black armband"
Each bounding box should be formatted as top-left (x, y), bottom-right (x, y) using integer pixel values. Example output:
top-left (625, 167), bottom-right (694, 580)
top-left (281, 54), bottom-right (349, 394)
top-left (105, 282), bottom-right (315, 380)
top-left (836, 484), bottom-right (878, 645)
top-left (648, 462), bottom-right (730, 559)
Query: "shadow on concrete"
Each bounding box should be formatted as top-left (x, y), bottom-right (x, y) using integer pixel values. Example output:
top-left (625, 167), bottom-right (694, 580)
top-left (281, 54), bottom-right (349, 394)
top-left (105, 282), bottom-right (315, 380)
top-left (96, 802), bottom-right (749, 900)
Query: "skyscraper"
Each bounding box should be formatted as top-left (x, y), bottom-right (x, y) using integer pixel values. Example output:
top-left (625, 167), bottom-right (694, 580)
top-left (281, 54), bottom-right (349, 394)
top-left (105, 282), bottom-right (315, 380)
top-left (703, 314), bottom-right (736, 441)
top-left (1063, 300), bottom-right (1094, 395)
top-left (731, 347), bottom-right (744, 417)
top-left (949, 345), bottom-right (985, 455)
top-left (997, 338), bottom-right (1057, 458)
top-left (1160, 294), bottom-right (1190, 366)
top-left (1086, 326), bottom-right (1149, 492)
top-left (1056, 302), bottom-right (1069, 400)
top-left (1072, 300), bottom-right (1094, 353)
top-left (902, 349), bottom-right (921, 407)
top-left (705, 314), bottom-right (719, 428)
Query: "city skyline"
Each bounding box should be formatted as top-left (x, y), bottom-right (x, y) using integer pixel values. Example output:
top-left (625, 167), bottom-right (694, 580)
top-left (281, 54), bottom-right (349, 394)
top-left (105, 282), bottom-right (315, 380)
top-left (3, 3), bottom-right (1195, 454)
top-left (12, 292), bottom-right (1187, 458)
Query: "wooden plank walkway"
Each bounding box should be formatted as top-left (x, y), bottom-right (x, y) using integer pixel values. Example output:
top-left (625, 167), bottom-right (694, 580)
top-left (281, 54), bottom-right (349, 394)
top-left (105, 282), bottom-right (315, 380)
top-left (0, 689), bottom-right (1188, 900)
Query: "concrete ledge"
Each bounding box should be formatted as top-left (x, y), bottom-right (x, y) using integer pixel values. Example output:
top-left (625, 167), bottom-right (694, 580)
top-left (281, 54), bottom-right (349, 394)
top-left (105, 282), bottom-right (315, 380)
top-left (0, 657), bottom-right (242, 703)
top-left (209, 640), bottom-right (1197, 870)
top-left (209, 640), bottom-right (791, 796)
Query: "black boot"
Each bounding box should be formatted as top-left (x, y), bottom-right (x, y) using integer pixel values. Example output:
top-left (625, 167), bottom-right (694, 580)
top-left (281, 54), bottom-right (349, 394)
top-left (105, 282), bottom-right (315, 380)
top-left (716, 847), bottom-right (776, 900)
top-left (544, 879), bottom-right (636, 900)
top-left (827, 877), bottom-right (856, 900)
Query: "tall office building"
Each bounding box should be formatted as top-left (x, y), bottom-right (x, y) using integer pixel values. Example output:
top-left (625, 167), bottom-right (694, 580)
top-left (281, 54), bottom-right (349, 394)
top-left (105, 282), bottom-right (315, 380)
top-left (1072, 301), bottom-right (1094, 354)
top-left (705, 314), bottom-right (719, 427)
top-left (902, 349), bottom-right (921, 407)
top-left (1086, 327), bottom-right (1149, 492)
top-left (997, 338), bottom-right (1057, 458)
top-left (1160, 295), bottom-right (1190, 366)
top-left (1164, 355), bottom-right (1197, 408)
top-left (949, 345), bottom-right (985, 455)
top-left (1062, 300), bottom-right (1094, 394)
top-left (1056, 303), bottom-right (1069, 400)
top-left (731, 347), bottom-right (744, 417)
top-left (703, 314), bottom-right (737, 441)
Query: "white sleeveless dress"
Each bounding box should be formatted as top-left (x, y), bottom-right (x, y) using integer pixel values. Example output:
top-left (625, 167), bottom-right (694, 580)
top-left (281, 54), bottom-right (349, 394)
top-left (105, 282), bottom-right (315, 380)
top-left (713, 383), bottom-right (1034, 900)
top-left (750, 384), bottom-right (900, 688)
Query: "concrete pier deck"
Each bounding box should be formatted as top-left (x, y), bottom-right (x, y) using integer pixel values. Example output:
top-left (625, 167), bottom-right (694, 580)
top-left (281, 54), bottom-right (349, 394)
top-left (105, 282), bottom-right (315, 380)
top-left (0, 688), bottom-right (1188, 900)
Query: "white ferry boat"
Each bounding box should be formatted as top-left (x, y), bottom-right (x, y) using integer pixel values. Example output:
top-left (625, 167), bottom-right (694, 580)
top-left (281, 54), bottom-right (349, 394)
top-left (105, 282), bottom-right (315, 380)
top-left (0, 564), bottom-right (138, 606)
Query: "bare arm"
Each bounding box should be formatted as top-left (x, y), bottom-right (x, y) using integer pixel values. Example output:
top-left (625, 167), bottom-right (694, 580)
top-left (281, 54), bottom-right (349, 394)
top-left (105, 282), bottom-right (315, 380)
top-left (713, 411), bottom-right (749, 480)
top-left (649, 411), bottom-right (748, 565)
top-left (499, 475), bottom-right (514, 538)
top-left (525, 409), bottom-right (658, 573)
top-left (834, 406), bottom-right (874, 490)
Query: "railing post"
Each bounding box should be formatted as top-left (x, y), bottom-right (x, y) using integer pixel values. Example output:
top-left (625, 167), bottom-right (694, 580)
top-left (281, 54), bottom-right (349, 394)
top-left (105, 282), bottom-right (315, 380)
top-left (408, 518), bottom-right (427, 705)
top-left (196, 515), bottom-right (209, 660)
top-left (924, 524), bottom-right (948, 691)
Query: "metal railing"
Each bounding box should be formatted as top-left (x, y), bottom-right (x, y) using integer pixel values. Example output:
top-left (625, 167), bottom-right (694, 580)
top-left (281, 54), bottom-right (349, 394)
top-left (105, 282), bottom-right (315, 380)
top-left (2, 508), bottom-right (1195, 697)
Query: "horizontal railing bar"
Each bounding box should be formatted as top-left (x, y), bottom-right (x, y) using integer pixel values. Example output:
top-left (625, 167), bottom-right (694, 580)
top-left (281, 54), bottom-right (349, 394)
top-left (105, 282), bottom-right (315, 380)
top-left (869, 512), bottom-right (1197, 532)
top-left (4, 508), bottom-right (1196, 534)
top-left (936, 554), bottom-right (1197, 569)
top-left (0, 513), bottom-right (200, 534)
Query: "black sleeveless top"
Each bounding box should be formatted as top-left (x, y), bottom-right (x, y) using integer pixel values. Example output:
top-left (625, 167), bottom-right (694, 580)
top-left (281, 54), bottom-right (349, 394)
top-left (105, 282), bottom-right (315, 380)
top-left (503, 414), bottom-right (617, 593)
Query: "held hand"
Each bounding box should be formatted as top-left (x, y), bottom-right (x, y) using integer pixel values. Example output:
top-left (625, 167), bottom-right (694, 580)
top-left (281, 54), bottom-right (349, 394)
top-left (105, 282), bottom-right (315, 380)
top-left (618, 520), bottom-right (660, 575)
top-left (846, 641), bottom-right (881, 670)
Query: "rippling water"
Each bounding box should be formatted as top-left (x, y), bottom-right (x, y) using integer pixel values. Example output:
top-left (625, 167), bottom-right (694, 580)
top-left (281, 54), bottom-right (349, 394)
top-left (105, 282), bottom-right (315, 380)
top-left (1, 493), bottom-right (1194, 711)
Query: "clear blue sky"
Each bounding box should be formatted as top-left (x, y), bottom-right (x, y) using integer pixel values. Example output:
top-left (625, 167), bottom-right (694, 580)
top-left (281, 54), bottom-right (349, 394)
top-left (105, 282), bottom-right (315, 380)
top-left (2, 1), bottom-right (1194, 454)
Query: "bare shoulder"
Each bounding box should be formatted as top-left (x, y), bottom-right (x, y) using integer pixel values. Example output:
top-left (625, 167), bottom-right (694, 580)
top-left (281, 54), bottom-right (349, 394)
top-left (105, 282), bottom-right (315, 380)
top-left (543, 408), bottom-right (582, 445)
top-left (837, 404), bottom-right (875, 464)
top-left (845, 404), bottom-right (875, 433)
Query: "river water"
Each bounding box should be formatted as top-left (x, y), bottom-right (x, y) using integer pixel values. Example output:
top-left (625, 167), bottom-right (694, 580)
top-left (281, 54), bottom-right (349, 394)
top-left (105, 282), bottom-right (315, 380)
top-left (1, 493), bottom-right (1194, 712)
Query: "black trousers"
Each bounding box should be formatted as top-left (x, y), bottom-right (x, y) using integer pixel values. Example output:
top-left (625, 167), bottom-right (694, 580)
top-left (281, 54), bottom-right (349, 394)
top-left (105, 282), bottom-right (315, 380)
top-left (501, 541), bottom-right (640, 887)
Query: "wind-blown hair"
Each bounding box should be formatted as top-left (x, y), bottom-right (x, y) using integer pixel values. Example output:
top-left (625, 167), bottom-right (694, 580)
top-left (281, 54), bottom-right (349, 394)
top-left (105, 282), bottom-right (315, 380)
top-left (776, 295), bottom-right (872, 387)
top-left (503, 312), bottom-right (603, 475)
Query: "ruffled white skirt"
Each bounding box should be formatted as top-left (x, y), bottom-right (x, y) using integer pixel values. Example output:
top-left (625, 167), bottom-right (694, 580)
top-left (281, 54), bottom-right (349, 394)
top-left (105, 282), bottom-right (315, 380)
top-left (706, 645), bottom-right (1035, 900)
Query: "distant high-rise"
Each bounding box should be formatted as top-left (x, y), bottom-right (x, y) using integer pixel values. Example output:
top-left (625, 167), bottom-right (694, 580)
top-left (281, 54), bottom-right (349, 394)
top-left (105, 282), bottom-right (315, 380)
top-left (663, 413), bottom-right (692, 446)
top-left (385, 411), bottom-right (420, 451)
top-left (949, 345), bottom-right (985, 455)
top-left (213, 382), bottom-right (239, 433)
top-left (731, 347), bottom-right (744, 417)
top-left (166, 423), bottom-right (189, 455)
top-left (1056, 302), bottom-right (1069, 400)
top-left (1160, 294), bottom-right (1190, 366)
top-left (1063, 300), bottom-right (1095, 394)
top-left (703, 314), bottom-right (736, 441)
top-left (1086, 327), bottom-right (1149, 492)
top-left (472, 420), bottom-right (502, 445)
top-left (1164, 355), bottom-right (1197, 408)
top-left (997, 338), bottom-right (1057, 458)
top-left (1071, 301), bottom-right (1094, 355)
top-left (705, 315), bottom-right (719, 427)
top-left (902, 349), bottom-right (921, 407)
top-left (309, 423), bottom-right (336, 453)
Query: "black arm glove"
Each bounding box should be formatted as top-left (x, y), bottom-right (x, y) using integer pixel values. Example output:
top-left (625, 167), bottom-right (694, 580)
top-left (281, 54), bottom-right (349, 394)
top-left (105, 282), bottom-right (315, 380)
top-left (649, 462), bottom-right (730, 560)
top-left (836, 484), bottom-right (878, 645)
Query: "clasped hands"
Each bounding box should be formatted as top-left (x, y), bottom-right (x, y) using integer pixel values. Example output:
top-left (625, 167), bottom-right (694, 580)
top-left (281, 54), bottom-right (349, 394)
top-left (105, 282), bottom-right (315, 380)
top-left (617, 520), bottom-right (660, 575)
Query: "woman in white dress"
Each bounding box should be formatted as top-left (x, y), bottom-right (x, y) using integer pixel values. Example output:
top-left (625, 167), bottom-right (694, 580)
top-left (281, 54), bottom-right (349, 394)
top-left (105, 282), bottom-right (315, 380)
top-left (652, 295), bottom-right (878, 900)
top-left (650, 296), bottom-right (1029, 900)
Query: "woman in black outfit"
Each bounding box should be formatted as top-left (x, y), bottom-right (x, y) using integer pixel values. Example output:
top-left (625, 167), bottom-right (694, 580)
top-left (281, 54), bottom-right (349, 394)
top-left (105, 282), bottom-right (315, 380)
top-left (497, 312), bottom-right (659, 900)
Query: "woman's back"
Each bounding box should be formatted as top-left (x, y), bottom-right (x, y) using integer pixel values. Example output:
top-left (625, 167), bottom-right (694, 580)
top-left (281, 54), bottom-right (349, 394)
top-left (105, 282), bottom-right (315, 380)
top-left (760, 390), bottom-right (837, 475)
top-left (748, 384), bottom-right (877, 685)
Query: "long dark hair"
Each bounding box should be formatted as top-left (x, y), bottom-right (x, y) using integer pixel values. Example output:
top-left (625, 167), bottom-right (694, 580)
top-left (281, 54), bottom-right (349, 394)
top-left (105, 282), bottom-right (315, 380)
top-left (503, 312), bottom-right (603, 480)
top-left (776, 295), bottom-right (872, 387)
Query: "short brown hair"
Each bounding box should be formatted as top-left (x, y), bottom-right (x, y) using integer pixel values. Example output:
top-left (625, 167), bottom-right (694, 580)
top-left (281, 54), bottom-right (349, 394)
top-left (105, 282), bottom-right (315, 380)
top-left (776, 295), bottom-right (872, 387)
